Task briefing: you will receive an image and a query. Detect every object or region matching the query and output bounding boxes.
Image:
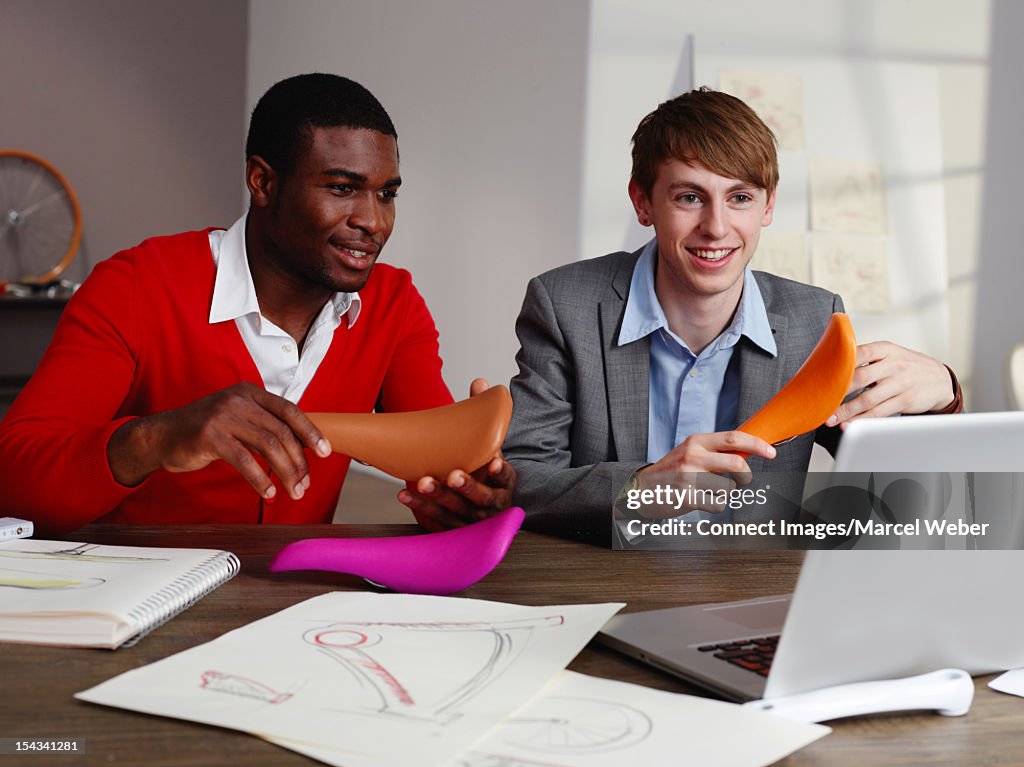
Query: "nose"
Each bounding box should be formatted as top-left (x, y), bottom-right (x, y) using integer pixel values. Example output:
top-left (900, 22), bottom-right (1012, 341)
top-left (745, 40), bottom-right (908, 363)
top-left (699, 200), bottom-right (729, 241)
top-left (349, 192), bottom-right (387, 236)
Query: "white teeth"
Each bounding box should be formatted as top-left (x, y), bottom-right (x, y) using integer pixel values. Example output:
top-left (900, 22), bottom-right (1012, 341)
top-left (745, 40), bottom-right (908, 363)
top-left (347, 249), bottom-right (368, 257)
top-left (691, 248), bottom-right (733, 261)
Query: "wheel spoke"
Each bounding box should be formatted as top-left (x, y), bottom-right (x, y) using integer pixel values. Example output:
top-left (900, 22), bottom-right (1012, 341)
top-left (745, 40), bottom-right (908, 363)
top-left (0, 152), bottom-right (82, 284)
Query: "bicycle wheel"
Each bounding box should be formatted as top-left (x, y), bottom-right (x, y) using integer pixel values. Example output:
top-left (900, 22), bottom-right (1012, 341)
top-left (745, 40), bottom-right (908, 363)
top-left (0, 150), bottom-right (83, 285)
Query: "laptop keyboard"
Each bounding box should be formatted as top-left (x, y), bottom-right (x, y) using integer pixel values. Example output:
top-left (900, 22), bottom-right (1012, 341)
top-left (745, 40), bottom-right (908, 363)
top-left (697, 635), bottom-right (779, 677)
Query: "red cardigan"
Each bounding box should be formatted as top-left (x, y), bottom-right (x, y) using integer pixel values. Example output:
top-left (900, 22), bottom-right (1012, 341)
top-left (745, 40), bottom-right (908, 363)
top-left (0, 230), bottom-right (453, 533)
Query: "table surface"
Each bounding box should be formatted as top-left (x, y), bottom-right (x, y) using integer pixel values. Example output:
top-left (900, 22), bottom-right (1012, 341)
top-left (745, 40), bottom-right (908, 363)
top-left (3, 524), bottom-right (1022, 767)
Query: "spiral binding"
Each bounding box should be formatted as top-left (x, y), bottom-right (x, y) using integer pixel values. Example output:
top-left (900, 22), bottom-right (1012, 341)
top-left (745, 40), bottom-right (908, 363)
top-left (122, 551), bottom-right (240, 647)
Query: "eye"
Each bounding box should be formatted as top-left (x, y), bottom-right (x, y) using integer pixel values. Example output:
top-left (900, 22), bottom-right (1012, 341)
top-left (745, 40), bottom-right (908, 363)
top-left (730, 192), bottom-right (758, 206)
top-left (328, 184), bottom-right (354, 195)
top-left (675, 192), bottom-right (701, 205)
top-left (378, 188), bottom-right (399, 201)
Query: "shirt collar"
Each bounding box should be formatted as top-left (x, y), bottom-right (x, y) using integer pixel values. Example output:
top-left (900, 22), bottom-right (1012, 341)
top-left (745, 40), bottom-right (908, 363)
top-left (618, 239), bottom-right (666, 346)
top-left (208, 214), bottom-right (362, 328)
top-left (617, 238), bottom-right (777, 357)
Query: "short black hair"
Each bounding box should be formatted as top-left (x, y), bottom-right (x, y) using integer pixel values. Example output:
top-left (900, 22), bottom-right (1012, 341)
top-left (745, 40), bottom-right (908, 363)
top-left (245, 73), bottom-right (397, 178)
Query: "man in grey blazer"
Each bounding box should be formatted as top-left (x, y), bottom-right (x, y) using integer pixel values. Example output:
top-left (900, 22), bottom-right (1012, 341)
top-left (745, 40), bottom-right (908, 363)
top-left (504, 89), bottom-right (961, 545)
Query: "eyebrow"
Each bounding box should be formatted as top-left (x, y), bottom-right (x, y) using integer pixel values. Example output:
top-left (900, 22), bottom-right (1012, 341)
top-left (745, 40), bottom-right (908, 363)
top-left (323, 168), bottom-right (402, 187)
top-left (666, 181), bottom-right (759, 194)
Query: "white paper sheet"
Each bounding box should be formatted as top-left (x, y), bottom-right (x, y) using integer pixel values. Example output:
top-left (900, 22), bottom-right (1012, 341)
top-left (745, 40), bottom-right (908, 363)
top-left (811, 235), bottom-right (891, 312)
top-left (810, 158), bottom-right (888, 235)
top-left (77, 593), bottom-right (623, 767)
top-left (989, 668), bottom-right (1024, 697)
top-left (273, 670), bottom-right (830, 767)
top-left (718, 70), bottom-right (806, 151)
top-left (754, 230), bottom-right (809, 284)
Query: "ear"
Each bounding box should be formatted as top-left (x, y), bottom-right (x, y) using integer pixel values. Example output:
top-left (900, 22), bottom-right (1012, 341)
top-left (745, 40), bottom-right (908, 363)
top-left (761, 189), bottom-right (777, 227)
top-left (246, 155), bottom-right (277, 209)
top-left (627, 179), bottom-right (654, 227)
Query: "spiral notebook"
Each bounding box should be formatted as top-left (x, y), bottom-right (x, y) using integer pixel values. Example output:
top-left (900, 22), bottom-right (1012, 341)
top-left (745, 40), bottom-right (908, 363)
top-left (0, 539), bottom-right (240, 649)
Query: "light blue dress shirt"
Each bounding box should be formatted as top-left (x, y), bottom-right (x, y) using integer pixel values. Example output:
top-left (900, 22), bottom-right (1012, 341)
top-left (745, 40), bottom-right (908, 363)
top-left (617, 239), bottom-right (778, 465)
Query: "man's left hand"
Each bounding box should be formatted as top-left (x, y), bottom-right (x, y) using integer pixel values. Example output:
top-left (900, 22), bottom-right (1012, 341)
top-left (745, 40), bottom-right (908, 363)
top-left (398, 378), bottom-right (516, 532)
top-left (826, 341), bottom-right (956, 428)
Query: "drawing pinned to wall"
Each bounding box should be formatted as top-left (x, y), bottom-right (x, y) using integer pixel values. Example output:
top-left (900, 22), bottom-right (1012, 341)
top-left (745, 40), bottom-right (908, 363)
top-left (811, 158), bottom-right (888, 235)
top-left (812, 235), bottom-right (891, 312)
top-left (718, 70), bottom-right (806, 151)
top-left (753, 231), bottom-right (808, 283)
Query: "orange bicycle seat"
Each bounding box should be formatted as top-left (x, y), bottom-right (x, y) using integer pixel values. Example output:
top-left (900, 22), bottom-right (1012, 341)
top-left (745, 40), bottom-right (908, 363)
top-left (738, 312), bottom-right (856, 449)
top-left (307, 385), bottom-right (513, 481)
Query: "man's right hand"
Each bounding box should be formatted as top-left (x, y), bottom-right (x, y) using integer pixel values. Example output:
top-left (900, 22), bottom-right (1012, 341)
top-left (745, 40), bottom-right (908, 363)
top-left (633, 431), bottom-right (776, 517)
top-left (106, 382), bottom-right (332, 501)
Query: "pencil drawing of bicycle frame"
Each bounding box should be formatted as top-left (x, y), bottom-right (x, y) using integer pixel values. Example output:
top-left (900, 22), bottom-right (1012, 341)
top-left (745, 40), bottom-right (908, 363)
top-left (304, 616), bottom-right (566, 724)
top-left (0, 543), bottom-right (170, 564)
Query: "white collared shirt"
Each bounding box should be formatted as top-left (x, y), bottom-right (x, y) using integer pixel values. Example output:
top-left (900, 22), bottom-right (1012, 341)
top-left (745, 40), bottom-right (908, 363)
top-left (208, 215), bottom-right (361, 403)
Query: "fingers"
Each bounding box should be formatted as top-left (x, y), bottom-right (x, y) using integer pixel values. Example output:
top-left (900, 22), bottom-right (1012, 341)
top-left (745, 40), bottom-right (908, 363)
top-left (204, 389), bottom-right (314, 501)
top-left (155, 383), bottom-right (332, 502)
top-left (469, 377), bottom-right (490, 397)
top-left (397, 458), bottom-right (517, 531)
top-left (650, 431), bottom-right (774, 476)
top-left (397, 480), bottom-right (486, 530)
top-left (215, 436), bottom-right (278, 501)
top-left (252, 388), bottom-right (332, 457)
top-left (829, 341), bottom-right (956, 427)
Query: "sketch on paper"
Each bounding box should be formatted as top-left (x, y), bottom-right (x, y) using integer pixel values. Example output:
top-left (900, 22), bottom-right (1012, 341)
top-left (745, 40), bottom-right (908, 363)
top-left (0, 565), bottom-right (104, 590)
top-left (0, 543), bottom-right (170, 564)
top-left (305, 616), bottom-right (565, 724)
top-left (456, 756), bottom-right (554, 767)
top-left (456, 696), bottom-right (653, 766)
top-left (719, 70), bottom-right (805, 151)
top-left (77, 596), bottom-right (627, 767)
top-left (811, 158), bottom-right (888, 235)
top-left (199, 671), bottom-right (294, 705)
top-left (811, 235), bottom-right (890, 312)
top-left (754, 230), bottom-right (808, 283)
top-left (502, 696), bottom-right (652, 753)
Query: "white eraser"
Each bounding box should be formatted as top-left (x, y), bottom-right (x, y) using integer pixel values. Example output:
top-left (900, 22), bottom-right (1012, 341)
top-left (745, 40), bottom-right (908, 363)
top-left (0, 517), bottom-right (34, 541)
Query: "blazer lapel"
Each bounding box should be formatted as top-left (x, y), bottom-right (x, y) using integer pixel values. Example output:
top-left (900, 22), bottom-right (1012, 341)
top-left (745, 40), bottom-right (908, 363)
top-left (601, 256), bottom-right (649, 462)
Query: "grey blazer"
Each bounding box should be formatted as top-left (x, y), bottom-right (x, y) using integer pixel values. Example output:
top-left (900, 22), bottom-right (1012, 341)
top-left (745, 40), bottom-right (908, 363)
top-left (504, 249), bottom-right (845, 544)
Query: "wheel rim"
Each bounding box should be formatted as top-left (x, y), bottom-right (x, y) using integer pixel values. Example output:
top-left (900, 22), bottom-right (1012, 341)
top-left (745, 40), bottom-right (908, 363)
top-left (0, 150), bottom-right (83, 285)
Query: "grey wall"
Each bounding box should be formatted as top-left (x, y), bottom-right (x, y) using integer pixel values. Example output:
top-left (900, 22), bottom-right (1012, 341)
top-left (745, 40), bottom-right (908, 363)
top-left (0, 0), bottom-right (248, 282)
top-left (971, 0), bottom-right (1024, 411)
top-left (247, 0), bottom-right (590, 395)
top-left (3, 0), bottom-right (1010, 412)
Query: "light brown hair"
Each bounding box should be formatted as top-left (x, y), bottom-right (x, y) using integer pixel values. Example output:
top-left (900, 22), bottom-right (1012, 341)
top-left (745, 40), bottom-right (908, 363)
top-left (630, 87), bottom-right (778, 196)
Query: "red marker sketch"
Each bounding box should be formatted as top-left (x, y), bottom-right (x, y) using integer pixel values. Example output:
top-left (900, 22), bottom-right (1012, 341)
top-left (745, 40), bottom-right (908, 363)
top-left (199, 671), bottom-right (293, 705)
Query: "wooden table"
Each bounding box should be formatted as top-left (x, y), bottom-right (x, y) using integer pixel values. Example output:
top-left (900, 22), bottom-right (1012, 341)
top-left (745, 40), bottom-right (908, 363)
top-left (2, 525), bottom-right (1021, 766)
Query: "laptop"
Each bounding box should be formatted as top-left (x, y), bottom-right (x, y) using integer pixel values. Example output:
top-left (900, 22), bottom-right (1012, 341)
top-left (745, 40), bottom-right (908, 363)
top-left (598, 412), bottom-right (1024, 702)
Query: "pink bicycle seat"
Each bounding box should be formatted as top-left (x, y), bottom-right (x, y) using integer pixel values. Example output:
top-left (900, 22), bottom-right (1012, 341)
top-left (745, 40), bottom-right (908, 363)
top-left (268, 506), bottom-right (525, 595)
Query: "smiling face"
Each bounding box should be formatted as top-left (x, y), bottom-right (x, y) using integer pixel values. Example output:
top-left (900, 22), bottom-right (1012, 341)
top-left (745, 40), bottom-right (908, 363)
top-left (629, 159), bottom-right (775, 309)
top-left (248, 125), bottom-right (401, 296)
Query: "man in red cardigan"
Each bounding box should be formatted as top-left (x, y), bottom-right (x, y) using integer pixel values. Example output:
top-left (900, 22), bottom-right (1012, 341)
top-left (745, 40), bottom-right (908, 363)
top-left (0, 74), bottom-right (513, 533)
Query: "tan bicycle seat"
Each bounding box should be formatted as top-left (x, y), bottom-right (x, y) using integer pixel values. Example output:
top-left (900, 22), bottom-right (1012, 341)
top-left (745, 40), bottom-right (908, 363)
top-left (307, 385), bottom-right (513, 481)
